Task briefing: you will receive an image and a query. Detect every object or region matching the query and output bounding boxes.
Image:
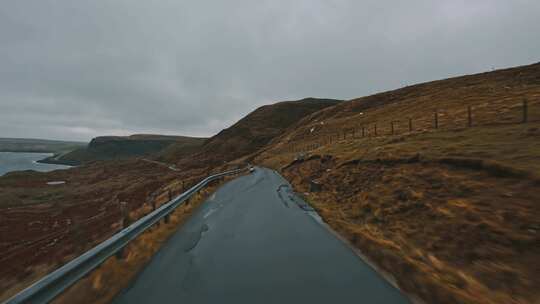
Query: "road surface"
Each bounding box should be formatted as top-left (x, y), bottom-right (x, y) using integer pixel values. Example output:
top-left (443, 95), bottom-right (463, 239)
top-left (112, 167), bottom-right (409, 304)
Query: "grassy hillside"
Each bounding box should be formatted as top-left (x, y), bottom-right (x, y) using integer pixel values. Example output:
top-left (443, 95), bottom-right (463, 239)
top-left (0, 138), bottom-right (85, 154)
top-left (52, 134), bottom-right (205, 165)
top-left (170, 98), bottom-right (342, 169)
top-left (255, 62), bottom-right (540, 304)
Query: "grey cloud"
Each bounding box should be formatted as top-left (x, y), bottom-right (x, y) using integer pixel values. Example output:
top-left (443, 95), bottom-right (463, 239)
top-left (1, 0), bottom-right (539, 141)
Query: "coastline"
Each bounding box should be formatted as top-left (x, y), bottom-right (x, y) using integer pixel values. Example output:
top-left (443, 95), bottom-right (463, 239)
top-left (0, 152), bottom-right (74, 177)
top-left (0, 150), bottom-right (79, 166)
top-left (36, 154), bottom-right (80, 166)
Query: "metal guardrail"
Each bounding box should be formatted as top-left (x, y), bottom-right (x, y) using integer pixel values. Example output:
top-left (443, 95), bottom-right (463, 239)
top-left (4, 168), bottom-right (246, 304)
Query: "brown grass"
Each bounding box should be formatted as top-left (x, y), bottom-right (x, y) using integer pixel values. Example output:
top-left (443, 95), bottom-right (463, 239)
top-left (51, 181), bottom-right (225, 304)
top-left (266, 63), bottom-right (540, 158)
top-left (258, 123), bottom-right (540, 304)
top-left (0, 161), bottom-right (239, 302)
top-left (255, 63), bottom-right (540, 304)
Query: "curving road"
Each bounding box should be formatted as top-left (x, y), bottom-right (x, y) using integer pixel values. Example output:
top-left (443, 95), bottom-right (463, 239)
top-left (112, 167), bottom-right (409, 304)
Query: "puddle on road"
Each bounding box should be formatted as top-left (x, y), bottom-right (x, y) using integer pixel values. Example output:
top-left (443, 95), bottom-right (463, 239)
top-left (183, 224), bottom-right (209, 252)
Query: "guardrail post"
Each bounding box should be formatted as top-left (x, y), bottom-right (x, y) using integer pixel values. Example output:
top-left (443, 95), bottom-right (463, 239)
top-left (523, 99), bottom-right (528, 123)
top-left (152, 195), bottom-right (161, 228)
top-left (164, 214), bottom-right (170, 224)
top-left (115, 247), bottom-right (125, 260)
top-left (434, 109), bottom-right (439, 129)
top-left (168, 189), bottom-right (172, 201)
top-left (467, 106), bottom-right (472, 127)
top-left (116, 201), bottom-right (129, 260)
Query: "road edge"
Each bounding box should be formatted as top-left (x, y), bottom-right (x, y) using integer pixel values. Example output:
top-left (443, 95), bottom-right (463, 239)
top-left (271, 169), bottom-right (424, 304)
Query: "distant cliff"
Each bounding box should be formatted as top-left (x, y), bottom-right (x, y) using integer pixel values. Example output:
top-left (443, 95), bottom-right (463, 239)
top-left (40, 134), bottom-right (205, 165)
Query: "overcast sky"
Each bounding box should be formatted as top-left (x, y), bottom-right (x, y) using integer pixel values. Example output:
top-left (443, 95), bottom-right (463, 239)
top-left (1, 1), bottom-right (539, 141)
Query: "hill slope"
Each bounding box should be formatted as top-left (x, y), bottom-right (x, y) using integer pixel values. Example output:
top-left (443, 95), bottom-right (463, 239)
top-left (167, 98), bottom-right (342, 168)
top-left (255, 62), bottom-right (540, 304)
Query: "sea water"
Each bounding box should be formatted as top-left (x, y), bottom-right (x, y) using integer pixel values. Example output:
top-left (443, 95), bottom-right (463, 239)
top-left (0, 152), bottom-right (71, 176)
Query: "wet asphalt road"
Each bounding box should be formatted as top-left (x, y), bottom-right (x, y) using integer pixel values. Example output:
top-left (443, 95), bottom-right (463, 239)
top-left (112, 167), bottom-right (409, 304)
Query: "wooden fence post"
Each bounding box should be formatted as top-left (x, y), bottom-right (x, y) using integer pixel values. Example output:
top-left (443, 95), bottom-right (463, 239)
top-left (523, 99), bottom-right (528, 123)
top-left (467, 106), bottom-right (472, 127)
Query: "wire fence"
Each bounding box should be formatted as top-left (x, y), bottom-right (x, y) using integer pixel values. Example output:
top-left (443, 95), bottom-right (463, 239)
top-left (279, 98), bottom-right (538, 154)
